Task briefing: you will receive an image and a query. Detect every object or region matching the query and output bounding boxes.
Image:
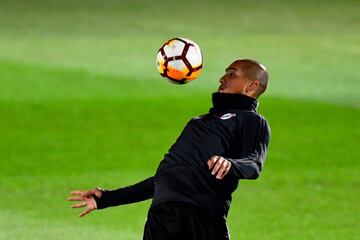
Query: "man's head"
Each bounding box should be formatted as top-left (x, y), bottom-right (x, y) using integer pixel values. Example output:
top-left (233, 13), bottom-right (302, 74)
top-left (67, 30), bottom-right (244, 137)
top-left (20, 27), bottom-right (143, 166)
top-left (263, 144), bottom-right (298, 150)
top-left (218, 59), bottom-right (269, 99)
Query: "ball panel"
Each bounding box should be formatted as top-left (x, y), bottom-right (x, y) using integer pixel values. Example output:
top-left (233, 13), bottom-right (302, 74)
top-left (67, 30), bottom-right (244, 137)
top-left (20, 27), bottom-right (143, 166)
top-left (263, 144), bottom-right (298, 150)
top-left (156, 51), bottom-right (166, 74)
top-left (186, 45), bottom-right (202, 68)
top-left (166, 60), bottom-right (189, 80)
top-left (186, 69), bottom-right (202, 80)
top-left (163, 40), bottom-right (185, 58)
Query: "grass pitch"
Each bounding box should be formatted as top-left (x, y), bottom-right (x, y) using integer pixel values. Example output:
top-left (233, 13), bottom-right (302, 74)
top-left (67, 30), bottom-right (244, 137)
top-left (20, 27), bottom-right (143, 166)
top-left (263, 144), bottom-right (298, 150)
top-left (0, 1), bottom-right (359, 239)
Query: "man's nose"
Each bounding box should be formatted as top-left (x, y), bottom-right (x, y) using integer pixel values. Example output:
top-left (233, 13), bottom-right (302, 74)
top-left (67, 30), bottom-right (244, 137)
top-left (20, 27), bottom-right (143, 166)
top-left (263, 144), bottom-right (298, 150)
top-left (219, 76), bottom-right (225, 83)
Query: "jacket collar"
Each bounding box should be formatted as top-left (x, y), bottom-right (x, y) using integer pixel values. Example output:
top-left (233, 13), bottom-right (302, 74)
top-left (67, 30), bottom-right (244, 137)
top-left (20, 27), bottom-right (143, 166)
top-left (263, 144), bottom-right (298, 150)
top-left (209, 92), bottom-right (258, 114)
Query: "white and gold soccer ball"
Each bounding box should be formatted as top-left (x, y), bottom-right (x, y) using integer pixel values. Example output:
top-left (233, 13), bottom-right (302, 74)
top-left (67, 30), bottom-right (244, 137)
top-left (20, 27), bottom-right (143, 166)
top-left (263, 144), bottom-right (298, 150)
top-left (156, 37), bottom-right (203, 84)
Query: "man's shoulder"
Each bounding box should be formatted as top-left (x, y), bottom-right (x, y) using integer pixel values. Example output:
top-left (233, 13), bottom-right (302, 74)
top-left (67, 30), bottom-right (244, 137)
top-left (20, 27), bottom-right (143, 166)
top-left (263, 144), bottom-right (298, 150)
top-left (234, 110), bottom-right (269, 128)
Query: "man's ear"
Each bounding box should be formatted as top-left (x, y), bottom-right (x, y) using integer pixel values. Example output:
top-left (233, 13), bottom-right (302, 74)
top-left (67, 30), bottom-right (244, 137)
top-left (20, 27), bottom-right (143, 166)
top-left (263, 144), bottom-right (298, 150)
top-left (245, 80), bottom-right (259, 93)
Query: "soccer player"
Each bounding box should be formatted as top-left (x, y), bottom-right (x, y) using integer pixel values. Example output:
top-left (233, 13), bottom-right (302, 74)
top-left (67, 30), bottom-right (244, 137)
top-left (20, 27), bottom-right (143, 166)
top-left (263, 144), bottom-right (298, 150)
top-left (68, 59), bottom-right (271, 240)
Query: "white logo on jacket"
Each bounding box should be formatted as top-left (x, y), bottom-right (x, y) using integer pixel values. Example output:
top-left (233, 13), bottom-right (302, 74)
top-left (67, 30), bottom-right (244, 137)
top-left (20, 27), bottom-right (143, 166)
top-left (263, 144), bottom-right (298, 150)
top-left (220, 113), bottom-right (236, 120)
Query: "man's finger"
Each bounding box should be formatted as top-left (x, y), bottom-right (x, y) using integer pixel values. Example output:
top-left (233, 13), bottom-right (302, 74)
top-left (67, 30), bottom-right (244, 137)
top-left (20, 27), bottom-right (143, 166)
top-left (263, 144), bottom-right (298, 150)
top-left (216, 161), bottom-right (231, 179)
top-left (220, 162), bottom-right (232, 179)
top-left (67, 196), bottom-right (83, 201)
top-left (211, 157), bottom-right (224, 175)
top-left (79, 208), bottom-right (92, 218)
top-left (212, 156), bottom-right (221, 166)
top-left (70, 190), bottom-right (85, 195)
top-left (71, 202), bottom-right (87, 208)
top-left (213, 159), bottom-right (226, 177)
top-left (207, 157), bottom-right (214, 169)
top-left (215, 163), bottom-right (227, 179)
top-left (208, 156), bottom-right (220, 170)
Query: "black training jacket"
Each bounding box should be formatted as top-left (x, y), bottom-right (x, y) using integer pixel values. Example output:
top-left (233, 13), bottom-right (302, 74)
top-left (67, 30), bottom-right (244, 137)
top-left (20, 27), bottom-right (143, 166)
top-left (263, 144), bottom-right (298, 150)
top-left (95, 92), bottom-right (271, 217)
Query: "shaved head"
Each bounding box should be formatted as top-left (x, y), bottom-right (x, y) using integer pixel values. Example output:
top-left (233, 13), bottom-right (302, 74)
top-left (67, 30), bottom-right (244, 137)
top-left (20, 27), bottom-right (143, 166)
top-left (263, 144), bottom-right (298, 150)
top-left (232, 59), bottom-right (269, 98)
top-left (218, 59), bottom-right (269, 98)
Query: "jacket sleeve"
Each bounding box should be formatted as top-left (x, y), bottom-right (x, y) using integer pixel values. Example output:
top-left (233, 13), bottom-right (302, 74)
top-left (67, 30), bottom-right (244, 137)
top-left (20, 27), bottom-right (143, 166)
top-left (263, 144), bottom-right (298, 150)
top-left (226, 115), bottom-right (270, 180)
top-left (94, 176), bottom-right (154, 209)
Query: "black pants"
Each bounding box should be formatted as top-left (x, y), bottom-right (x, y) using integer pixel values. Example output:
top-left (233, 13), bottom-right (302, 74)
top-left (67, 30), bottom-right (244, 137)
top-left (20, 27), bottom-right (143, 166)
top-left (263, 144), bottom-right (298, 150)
top-left (143, 202), bottom-right (230, 240)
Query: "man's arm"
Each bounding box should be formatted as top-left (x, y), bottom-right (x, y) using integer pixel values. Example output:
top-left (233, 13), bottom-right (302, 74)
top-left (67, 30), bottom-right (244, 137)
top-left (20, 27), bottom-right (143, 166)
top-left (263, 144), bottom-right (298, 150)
top-left (208, 115), bottom-right (270, 180)
top-left (94, 176), bottom-right (155, 209)
top-left (227, 115), bottom-right (270, 179)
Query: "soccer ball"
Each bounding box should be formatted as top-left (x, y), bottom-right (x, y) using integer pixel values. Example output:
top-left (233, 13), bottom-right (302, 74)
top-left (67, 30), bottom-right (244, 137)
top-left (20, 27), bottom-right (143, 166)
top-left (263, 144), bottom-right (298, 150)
top-left (156, 37), bottom-right (203, 84)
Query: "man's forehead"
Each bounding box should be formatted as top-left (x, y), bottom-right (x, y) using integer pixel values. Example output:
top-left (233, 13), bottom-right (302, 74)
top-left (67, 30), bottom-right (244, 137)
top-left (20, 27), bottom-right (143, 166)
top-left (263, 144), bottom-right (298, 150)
top-left (225, 66), bottom-right (237, 71)
top-left (226, 62), bottom-right (243, 72)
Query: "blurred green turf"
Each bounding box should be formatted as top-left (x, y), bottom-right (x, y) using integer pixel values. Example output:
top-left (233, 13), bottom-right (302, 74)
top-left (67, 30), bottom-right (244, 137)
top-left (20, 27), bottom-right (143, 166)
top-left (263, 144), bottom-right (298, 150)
top-left (0, 0), bottom-right (359, 239)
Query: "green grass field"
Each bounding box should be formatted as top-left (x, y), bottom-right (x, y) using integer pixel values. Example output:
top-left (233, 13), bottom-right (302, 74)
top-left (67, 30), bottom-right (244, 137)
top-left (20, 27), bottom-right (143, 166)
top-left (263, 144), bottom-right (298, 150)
top-left (0, 0), bottom-right (359, 239)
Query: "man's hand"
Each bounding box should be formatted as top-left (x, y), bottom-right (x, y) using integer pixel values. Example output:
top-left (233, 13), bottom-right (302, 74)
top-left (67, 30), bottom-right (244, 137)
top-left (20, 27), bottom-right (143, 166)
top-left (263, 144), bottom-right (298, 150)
top-left (67, 188), bottom-right (103, 217)
top-left (207, 156), bottom-right (232, 180)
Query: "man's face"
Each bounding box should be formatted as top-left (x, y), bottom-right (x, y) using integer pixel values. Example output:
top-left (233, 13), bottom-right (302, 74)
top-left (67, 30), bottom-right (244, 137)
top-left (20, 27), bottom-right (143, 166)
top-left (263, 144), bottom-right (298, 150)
top-left (218, 62), bottom-right (250, 94)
